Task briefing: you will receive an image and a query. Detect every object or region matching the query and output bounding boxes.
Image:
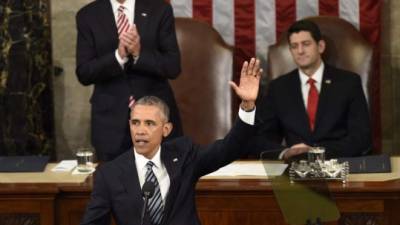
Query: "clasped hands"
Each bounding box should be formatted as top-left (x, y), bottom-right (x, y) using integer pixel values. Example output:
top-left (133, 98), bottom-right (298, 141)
top-left (118, 24), bottom-right (140, 59)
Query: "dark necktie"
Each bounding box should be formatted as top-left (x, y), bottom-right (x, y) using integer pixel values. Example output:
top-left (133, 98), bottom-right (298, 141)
top-left (307, 78), bottom-right (319, 131)
top-left (145, 161), bottom-right (164, 225)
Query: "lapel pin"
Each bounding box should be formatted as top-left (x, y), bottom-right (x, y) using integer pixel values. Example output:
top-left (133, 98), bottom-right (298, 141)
top-left (141, 13), bottom-right (147, 17)
top-left (325, 79), bottom-right (331, 84)
top-left (173, 158), bottom-right (178, 162)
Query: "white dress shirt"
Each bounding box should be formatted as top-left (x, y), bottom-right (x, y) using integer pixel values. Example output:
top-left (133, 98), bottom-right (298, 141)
top-left (110, 0), bottom-right (135, 25)
top-left (134, 147), bottom-right (170, 201)
top-left (299, 62), bottom-right (324, 108)
top-left (134, 108), bottom-right (255, 201)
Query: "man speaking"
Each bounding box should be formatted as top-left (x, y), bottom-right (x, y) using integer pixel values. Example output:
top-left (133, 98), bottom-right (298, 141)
top-left (80, 58), bottom-right (262, 225)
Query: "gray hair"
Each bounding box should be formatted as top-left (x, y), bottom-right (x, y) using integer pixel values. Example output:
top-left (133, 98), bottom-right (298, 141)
top-left (133, 96), bottom-right (170, 121)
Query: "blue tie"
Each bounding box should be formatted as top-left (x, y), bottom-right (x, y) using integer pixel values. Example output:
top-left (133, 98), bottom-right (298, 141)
top-left (145, 161), bottom-right (164, 225)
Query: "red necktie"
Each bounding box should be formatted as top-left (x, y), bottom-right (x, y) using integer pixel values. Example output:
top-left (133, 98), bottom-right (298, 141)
top-left (307, 78), bottom-right (319, 131)
top-left (117, 5), bottom-right (130, 37)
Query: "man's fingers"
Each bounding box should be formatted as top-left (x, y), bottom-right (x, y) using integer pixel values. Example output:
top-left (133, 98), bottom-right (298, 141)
top-left (120, 36), bottom-right (138, 47)
top-left (229, 81), bottom-right (240, 94)
top-left (252, 59), bottom-right (261, 76)
top-left (121, 31), bottom-right (138, 43)
top-left (241, 61), bottom-right (249, 76)
top-left (130, 24), bottom-right (138, 34)
top-left (121, 33), bottom-right (134, 42)
top-left (247, 58), bottom-right (256, 75)
top-left (257, 68), bottom-right (263, 78)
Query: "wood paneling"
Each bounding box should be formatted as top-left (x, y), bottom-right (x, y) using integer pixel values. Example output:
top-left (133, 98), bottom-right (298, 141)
top-left (1, 178), bottom-right (400, 225)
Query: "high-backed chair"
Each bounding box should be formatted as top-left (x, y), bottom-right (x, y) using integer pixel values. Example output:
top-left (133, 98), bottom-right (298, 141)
top-left (267, 16), bottom-right (373, 102)
top-left (170, 18), bottom-right (234, 145)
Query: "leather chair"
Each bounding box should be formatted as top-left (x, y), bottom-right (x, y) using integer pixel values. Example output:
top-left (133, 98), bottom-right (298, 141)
top-left (171, 18), bottom-right (234, 145)
top-left (266, 16), bottom-right (373, 102)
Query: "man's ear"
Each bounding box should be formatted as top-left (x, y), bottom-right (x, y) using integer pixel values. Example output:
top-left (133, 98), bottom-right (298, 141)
top-left (163, 122), bottom-right (173, 138)
top-left (318, 39), bottom-right (326, 54)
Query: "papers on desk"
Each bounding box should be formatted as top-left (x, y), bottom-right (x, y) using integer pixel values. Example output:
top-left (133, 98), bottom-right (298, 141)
top-left (262, 163), bottom-right (289, 176)
top-left (51, 160), bottom-right (77, 172)
top-left (0, 163), bottom-right (94, 183)
top-left (205, 161), bottom-right (288, 178)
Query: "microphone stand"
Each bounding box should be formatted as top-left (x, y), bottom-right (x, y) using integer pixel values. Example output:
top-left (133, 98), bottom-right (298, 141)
top-left (140, 193), bottom-right (151, 225)
top-left (140, 182), bottom-right (155, 225)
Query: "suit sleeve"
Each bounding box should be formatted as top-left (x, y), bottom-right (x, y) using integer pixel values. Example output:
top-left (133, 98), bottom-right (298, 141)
top-left (75, 11), bottom-right (125, 86)
top-left (80, 169), bottom-right (112, 225)
top-left (317, 75), bottom-right (372, 158)
top-left (128, 3), bottom-right (181, 79)
top-left (245, 82), bottom-right (285, 158)
top-left (193, 118), bottom-right (256, 178)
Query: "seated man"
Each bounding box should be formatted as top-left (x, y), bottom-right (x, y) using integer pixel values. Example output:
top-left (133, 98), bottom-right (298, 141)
top-left (248, 19), bottom-right (372, 160)
top-left (80, 58), bottom-right (262, 225)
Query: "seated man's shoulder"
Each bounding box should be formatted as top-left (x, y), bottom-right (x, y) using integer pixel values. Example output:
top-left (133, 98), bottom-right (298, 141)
top-left (326, 65), bottom-right (361, 82)
top-left (270, 68), bottom-right (300, 87)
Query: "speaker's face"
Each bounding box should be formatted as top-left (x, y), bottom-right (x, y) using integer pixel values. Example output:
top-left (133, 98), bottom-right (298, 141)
top-left (129, 105), bottom-right (172, 159)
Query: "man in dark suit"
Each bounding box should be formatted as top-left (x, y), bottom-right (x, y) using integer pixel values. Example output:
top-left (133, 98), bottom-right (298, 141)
top-left (249, 19), bottom-right (372, 160)
top-left (75, 0), bottom-right (182, 161)
top-left (80, 58), bottom-right (262, 225)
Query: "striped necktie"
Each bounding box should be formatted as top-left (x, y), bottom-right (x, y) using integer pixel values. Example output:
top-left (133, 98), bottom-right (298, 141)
top-left (145, 161), bottom-right (164, 225)
top-left (117, 5), bottom-right (130, 37)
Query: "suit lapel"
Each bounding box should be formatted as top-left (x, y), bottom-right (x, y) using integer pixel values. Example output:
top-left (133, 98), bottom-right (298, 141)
top-left (99, 0), bottom-right (119, 47)
top-left (314, 66), bottom-right (334, 133)
top-left (118, 150), bottom-right (143, 217)
top-left (160, 144), bottom-right (180, 223)
top-left (288, 72), bottom-right (312, 135)
top-left (134, 0), bottom-right (150, 37)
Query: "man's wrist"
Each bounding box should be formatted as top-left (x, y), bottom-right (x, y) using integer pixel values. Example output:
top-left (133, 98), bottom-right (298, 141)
top-left (115, 50), bottom-right (128, 66)
top-left (240, 101), bottom-right (255, 112)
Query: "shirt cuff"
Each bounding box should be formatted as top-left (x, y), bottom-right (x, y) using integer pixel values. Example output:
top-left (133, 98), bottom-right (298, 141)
top-left (238, 107), bottom-right (256, 125)
top-left (115, 50), bottom-right (129, 68)
top-left (278, 148), bottom-right (290, 160)
top-left (133, 55), bottom-right (140, 64)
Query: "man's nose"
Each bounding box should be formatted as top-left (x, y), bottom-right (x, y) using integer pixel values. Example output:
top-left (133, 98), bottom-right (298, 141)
top-left (297, 45), bottom-right (304, 53)
top-left (135, 124), bottom-right (147, 134)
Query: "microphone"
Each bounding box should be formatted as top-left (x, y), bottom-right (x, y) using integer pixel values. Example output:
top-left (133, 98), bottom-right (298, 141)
top-left (140, 181), bottom-right (155, 225)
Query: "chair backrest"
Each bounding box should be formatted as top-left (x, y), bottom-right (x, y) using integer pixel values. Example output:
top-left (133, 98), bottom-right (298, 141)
top-left (267, 16), bottom-right (373, 102)
top-left (171, 18), bottom-right (234, 145)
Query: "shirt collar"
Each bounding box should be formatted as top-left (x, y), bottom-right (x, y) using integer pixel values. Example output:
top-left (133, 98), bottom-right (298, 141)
top-left (110, 0), bottom-right (134, 15)
top-left (134, 146), bottom-right (162, 170)
top-left (299, 62), bottom-right (324, 86)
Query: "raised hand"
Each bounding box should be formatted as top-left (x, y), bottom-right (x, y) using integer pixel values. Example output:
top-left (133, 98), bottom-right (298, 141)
top-left (229, 58), bottom-right (262, 111)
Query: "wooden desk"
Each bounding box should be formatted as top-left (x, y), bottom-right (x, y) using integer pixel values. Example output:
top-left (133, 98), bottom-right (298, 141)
top-left (1, 177), bottom-right (400, 225)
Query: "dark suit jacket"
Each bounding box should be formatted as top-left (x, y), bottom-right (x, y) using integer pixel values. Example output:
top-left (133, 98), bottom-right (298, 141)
top-left (249, 64), bottom-right (372, 159)
top-left (80, 119), bottom-right (255, 225)
top-left (76, 0), bottom-right (182, 161)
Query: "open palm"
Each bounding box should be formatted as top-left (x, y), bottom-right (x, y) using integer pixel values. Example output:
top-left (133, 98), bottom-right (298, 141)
top-left (229, 58), bottom-right (262, 102)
